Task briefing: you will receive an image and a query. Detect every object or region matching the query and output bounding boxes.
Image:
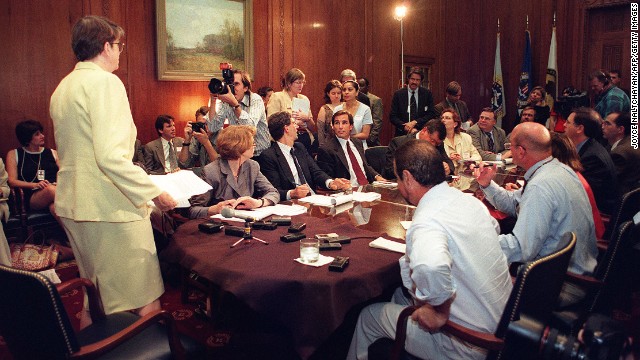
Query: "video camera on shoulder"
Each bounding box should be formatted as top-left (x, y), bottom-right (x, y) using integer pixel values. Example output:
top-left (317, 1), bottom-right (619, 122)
top-left (208, 62), bottom-right (235, 95)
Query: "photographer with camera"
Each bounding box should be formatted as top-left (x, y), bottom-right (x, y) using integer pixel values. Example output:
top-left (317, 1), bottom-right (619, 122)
top-left (208, 65), bottom-right (270, 157)
top-left (179, 106), bottom-right (218, 174)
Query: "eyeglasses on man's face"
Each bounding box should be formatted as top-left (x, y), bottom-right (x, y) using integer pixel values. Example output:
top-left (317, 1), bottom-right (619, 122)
top-left (111, 42), bottom-right (125, 53)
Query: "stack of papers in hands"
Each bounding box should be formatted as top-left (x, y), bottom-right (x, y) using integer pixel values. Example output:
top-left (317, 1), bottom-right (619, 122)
top-left (298, 194), bottom-right (353, 207)
top-left (372, 181), bottom-right (398, 189)
top-left (369, 237), bottom-right (406, 254)
top-left (149, 171), bottom-right (213, 208)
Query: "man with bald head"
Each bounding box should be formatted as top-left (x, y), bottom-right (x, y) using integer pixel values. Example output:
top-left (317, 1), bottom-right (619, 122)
top-left (474, 122), bottom-right (597, 277)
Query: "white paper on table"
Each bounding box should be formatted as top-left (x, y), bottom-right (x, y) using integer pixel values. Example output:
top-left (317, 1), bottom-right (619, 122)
top-left (372, 181), bottom-right (398, 189)
top-left (298, 194), bottom-right (353, 207)
top-left (352, 191), bottom-right (382, 202)
top-left (292, 97), bottom-right (311, 114)
top-left (294, 253), bottom-right (334, 267)
top-left (149, 171), bottom-right (212, 208)
top-left (400, 221), bottom-right (412, 230)
top-left (270, 203), bottom-right (308, 216)
top-left (482, 161), bottom-right (506, 168)
top-left (210, 207), bottom-right (273, 222)
top-left (369, 237), bottom-right (406, 254)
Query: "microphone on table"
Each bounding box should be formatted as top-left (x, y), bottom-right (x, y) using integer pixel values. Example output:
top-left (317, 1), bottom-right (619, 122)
top-left (221, 207), bottom-right (256, 222)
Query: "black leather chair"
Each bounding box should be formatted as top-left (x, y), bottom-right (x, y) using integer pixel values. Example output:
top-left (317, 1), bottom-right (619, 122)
top-left (552, 221), bottom-right (640, 336)
top-left (13, 188), bottom-right (61, 238)
top-left (2, 188), bottom-right (24, 241)
top-left (369, 232), bottom-right (576, 360)
top-left (599, 187), bottom-right (640, 249)
top-left (365, 146), bottom-right (388, 177)
top-left (0, 264), bottom-right (206, 359)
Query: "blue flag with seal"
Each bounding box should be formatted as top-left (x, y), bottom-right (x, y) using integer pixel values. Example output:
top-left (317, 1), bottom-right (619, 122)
top-left (517, 30), bottom-right (533, 113)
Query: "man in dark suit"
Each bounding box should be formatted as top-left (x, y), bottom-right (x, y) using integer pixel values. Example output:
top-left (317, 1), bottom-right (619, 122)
top-left (258, 112), bottom-right (351, 200)
top-left (565, 107), bottom-right (620, 214)
top-left (383, 119), bottom-right (454, 179)
top-left (432, 81), bottom-right (473, 130)
top-left (317, 110), bottom-right (387, 186)
top-left (467, 107), bottom-right (511, 161)
top-left (389, 67), bottom-right (436, 136)
top-left (143, 114), bottom-right (186, 175)
top-left (603, 112), bottom-right (640, 194)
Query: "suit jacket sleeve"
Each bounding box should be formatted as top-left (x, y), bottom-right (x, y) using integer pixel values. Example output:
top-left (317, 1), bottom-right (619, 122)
top-left (253, 166), bottom-right (281, 205)
top-left (415, 90), bottom-right (436, 129)
top-left (256, 148), bottom-right (291, 201)
top-left (353, 139), bottom-right (379, 181)
top-left (384, 137), bottom-right (401, 179)
top-left (298, 143), bottom-right (331, 188)
top-left (143, 140), bottom-right (164, 175)
top-left (316, 146), bottom-right (338, 179)
top-left (389, 91), bottom-right (406, 131)
top-left (438, 145), bottom-right (455, 175)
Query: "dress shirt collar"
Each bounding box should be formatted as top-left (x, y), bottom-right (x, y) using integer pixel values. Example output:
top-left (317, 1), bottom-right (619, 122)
top-left (610, 138), bottom-right (622, 151)
top-left (239, 93), bottom-right (251, 107)
top-left (575, 138), bottom-right (588, 153)
top-left (276, 141), bottom-right (293, 156)
top-left (337, 136), bottom-right (351, 148)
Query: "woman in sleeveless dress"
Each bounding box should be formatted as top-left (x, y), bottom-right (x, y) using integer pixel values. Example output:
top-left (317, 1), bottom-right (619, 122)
top-left (6, 119), bottom-right (59, 218)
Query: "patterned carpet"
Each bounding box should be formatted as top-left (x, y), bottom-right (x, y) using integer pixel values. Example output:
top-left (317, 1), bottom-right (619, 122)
top-left (0, 260), bottom-right (302, 360)
top-left (2, 259), bottom-right (638, 360)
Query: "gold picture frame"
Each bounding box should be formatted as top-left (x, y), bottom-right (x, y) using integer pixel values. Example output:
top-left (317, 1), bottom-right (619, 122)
top-left (156, 0), bottom-right (253, 81)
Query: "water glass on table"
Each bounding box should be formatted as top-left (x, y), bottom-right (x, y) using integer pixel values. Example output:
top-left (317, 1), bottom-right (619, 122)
top-left (300, 238), bottom-right (319, 263)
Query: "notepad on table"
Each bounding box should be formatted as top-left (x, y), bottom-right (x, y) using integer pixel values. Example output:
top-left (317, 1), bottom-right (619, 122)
top-left (369, 237), bottom-right (406, 254)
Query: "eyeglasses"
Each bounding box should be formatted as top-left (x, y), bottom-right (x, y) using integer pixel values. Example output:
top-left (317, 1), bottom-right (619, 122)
top-left (111, 42), bottom-right (125, 53)
top-left (293, 80), bottom-right (306, 85)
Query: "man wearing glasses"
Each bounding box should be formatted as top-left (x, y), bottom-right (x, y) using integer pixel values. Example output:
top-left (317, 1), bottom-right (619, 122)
top-left (208, 69), bottom-right (270, 157)
top-left (474, 122), bottom-right (597, 293)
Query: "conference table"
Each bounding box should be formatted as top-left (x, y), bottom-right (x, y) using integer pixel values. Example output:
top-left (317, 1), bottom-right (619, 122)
top-left (164, 194), bottom-right (410, 358)
top-left (163, 165), bottom-right (524, 358)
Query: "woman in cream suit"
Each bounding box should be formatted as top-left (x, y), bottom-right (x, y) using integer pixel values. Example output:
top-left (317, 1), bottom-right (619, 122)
top-left (49, 16), bottom-right (177, 328)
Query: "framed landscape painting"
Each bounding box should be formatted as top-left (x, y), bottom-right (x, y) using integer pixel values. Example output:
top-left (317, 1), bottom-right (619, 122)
top-left (156, 0), bottom-right (253, 81)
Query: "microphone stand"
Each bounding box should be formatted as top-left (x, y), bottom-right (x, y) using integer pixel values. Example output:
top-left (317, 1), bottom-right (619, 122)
top-left (230, 219), bottom-right (268, 248)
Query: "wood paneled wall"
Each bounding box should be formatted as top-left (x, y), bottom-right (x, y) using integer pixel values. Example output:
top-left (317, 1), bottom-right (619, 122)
top-left (0, 0), bottom-right (631, 159)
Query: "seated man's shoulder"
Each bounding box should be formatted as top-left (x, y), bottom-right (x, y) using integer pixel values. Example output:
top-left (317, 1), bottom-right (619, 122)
top-left (467, 124), bottom-right (481, 134)
top-left (145, 138), bottom-right (160, 148)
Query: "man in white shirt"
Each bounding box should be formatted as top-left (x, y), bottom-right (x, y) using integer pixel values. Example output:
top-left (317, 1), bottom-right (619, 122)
top-left (347, 140), bottom-right (512, 360)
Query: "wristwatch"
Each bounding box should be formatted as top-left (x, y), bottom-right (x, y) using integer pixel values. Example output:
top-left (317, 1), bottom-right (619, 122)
top-left (183, 142), bottom-right (190, 146)
top-left (232, 104), bottom-right (241, 109)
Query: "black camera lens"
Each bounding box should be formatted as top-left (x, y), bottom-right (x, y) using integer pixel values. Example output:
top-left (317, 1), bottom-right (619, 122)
top-left (208, 78), bottom-right (229, 95)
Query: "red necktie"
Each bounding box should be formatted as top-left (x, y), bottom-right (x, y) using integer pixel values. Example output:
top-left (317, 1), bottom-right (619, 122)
top-left (346, 142), bottom-right (368, 185)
